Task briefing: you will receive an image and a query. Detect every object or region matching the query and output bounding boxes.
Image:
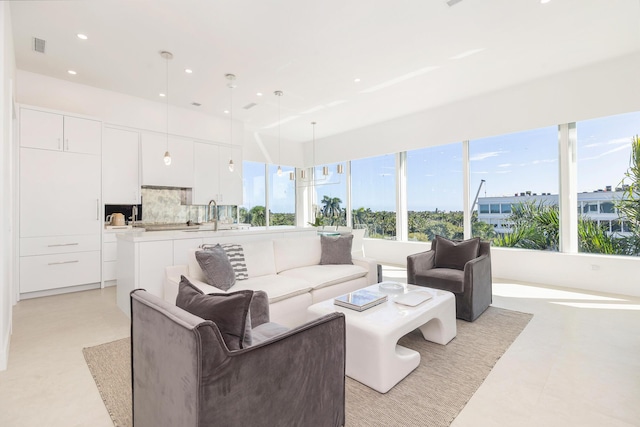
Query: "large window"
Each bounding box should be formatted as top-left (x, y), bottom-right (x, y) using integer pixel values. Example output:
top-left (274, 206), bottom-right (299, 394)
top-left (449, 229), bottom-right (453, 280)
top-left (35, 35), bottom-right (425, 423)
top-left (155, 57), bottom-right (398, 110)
top-left (314, 162), bottom-right (347, 227)
top-left (577, 111), bottom-right (640, 256)
top-left (470, 126), bottom-right (559, 250)
top-left (268, 165), bottom-right (295, 226)
top-left (351, 154), bottom-right (396, 239)
top-left (406, 144), bottom-right (463, 241)
top-left (239, 161), bottom-right (266, 226)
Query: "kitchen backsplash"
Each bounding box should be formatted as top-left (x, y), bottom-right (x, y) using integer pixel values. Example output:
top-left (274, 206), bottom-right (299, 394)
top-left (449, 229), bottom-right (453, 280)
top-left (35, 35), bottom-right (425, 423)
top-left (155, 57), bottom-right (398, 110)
top-left (141, 187), bottom-right (236, 224)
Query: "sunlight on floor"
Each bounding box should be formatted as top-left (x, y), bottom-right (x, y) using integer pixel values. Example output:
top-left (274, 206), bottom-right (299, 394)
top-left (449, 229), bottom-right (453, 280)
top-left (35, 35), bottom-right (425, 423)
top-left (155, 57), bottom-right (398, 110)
top-left (549, 302), bottom-right (640, 310)
top-left (493, 282), bottom-right (628, 302)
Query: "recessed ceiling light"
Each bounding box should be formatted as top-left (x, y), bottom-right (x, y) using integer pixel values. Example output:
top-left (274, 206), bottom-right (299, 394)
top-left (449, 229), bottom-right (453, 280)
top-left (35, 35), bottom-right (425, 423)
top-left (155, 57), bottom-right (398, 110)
top-left (256, 92), bottom-right (263, 96)
top-left (354, 78), bottom-right (361, 83)
top-left (76, 33), bottom-right (88, 40)
top-left (159, 93), bottom-right (166, 97)
top-left (67, 70), bottom-right (77, 75)
top-left (224, 110), bottom-right (230, 114)
top-left (185, 69), bottom-right (193, 74)
top-left (540, 0), bottom-right (551, 3)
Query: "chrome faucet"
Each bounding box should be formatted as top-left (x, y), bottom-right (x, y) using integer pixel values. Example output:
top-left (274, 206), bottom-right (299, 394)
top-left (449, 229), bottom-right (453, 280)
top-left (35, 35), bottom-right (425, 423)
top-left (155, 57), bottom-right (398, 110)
top-left (208, 199), bottom-right (218, 231)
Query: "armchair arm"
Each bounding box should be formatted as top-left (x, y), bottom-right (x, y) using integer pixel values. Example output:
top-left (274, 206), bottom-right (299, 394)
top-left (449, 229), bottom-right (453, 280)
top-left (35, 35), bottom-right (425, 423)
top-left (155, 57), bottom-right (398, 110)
top-left (204, 313), bottom-right (346, 427)
top-left (249, 290), bottom-right (270, 327)
top-left (406, 250), bottom-right (435, 284)
top-left (461, 253), bottom-right (493, 321)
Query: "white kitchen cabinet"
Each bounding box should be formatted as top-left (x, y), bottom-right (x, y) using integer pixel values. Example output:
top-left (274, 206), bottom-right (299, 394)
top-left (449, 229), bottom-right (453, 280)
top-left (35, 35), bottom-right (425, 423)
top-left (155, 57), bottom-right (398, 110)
top-left (141, 133), bottom-right (194, 188)
top-left (193, 142), bottom-right (243, 206)
top-left (103, 127), bottom-right (141, 204)
top-left (20, 107), bottom-right (101, 155)
top-left (19, 106), bottom-right (102, 296)
top-left (20, 148), bottom-right (101, 238)
top-left (102, 227), bottom-right (130, 284)
top-left (20, 251), bottom-right (101, 293)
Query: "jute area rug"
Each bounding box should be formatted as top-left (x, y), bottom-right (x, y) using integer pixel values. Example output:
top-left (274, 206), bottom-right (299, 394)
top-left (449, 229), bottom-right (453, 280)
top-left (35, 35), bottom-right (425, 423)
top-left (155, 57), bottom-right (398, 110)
top-left (83, 306), bottom-right (532, 427)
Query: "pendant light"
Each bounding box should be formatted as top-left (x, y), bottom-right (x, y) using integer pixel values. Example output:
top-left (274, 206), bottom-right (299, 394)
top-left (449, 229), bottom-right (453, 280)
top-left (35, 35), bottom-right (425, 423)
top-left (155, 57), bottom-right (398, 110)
top-left (160, 51), bottom-right (173, 166)
top-left (275, 90), bottom-right (283, 176)
top-left (226, 73), bottom-right (236, 172)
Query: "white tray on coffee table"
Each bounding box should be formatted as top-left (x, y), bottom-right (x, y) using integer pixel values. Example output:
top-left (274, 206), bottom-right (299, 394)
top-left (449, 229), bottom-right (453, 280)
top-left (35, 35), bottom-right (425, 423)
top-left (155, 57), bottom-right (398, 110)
top-left (307, 283), bottom-right (456, 393)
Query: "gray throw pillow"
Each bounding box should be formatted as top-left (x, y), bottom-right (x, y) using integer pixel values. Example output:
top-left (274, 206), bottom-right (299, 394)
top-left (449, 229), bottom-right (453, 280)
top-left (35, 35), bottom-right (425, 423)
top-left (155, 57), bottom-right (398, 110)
top-left (195, 244), bottom-right (236, 291)
top-left (320, 234), bottom-right (354, 265)
top-left (176, 276), bottom-right (253, 351)
top-left (202, 243), bottom-right (249, 281)
top-left (434, 235), bottom-right (480, 270)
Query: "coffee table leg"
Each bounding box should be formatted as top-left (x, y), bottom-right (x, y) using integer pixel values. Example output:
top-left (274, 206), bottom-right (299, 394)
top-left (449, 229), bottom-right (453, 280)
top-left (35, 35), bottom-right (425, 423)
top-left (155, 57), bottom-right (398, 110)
top-left (346, 328), bottom-right (421, 393)
top-left (417, 297), bottom-right (457, 345)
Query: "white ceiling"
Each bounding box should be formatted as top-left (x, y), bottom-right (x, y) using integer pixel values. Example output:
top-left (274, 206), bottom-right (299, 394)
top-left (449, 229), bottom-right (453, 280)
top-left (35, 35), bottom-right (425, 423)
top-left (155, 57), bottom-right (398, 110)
top-left (9, 0), bottom-right (640, 143)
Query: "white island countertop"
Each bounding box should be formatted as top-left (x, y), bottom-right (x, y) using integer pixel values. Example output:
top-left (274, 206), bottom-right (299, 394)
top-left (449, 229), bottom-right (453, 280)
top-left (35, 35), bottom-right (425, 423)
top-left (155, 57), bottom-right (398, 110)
top-left (116, 226), bottom-right (315, 242)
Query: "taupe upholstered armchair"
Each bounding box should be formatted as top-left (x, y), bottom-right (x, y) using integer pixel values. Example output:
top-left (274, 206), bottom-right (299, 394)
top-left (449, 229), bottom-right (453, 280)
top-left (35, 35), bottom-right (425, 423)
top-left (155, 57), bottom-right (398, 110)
top-left (407, 236), bottom-right (492, 322)
top-left (130, 289), bottom-right (346, 427)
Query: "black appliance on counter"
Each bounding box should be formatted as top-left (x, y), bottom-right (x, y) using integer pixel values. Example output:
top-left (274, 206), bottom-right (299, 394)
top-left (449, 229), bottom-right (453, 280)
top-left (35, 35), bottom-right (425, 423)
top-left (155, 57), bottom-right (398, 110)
top-left (105, 204), bottom-right (142, 224)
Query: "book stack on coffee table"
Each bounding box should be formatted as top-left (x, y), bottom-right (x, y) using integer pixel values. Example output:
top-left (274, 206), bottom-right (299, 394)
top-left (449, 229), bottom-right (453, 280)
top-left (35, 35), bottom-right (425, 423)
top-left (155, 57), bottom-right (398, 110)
top-left (334, 289), bottom-right (388, 312)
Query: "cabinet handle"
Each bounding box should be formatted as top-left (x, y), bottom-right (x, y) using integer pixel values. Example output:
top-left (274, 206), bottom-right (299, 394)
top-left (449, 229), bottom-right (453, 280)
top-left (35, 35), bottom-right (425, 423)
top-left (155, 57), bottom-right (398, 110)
top-left (48, 260), bottom-right (79, 266)
top-left (96, 199), bottom-right (100, 220)
top-left (58, 138), bottom-right (61, 150)
top-left (47, 243), bottom-right (79, 247)
top-left (65, 138), bottom-right (69, 150)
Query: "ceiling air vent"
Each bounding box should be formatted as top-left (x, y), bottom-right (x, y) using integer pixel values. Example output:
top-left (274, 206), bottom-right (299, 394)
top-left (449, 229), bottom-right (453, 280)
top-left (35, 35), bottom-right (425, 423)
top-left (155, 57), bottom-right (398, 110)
top-left (33, 37), bottom-right (46, 53)
top-left (191, 102), bottom-right (201, 107)
top-left (243, 102), bottom-right (257, 110)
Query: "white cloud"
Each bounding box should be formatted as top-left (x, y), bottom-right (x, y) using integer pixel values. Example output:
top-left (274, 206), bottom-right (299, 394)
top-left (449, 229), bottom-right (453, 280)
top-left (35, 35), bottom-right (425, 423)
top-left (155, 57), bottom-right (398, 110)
top-left (498, 163), bottom-right (511, 168)
top-left (584, 137), bottom-right (629, 149)
top-left (470, 150), bottom-right (507, 161)
top-left (581, 144), bottom-right (630, 161)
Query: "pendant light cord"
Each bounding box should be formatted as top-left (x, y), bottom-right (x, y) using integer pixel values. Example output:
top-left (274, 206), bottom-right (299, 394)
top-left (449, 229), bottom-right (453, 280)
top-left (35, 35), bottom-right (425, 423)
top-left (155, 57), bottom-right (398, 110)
top-left (165, 54), bottom-right (169, 152)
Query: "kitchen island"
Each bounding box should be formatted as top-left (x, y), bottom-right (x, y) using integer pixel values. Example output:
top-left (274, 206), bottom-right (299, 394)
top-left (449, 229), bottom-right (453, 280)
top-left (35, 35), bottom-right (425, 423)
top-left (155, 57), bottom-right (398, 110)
top-left (116, 226), bottom-right (317, 315)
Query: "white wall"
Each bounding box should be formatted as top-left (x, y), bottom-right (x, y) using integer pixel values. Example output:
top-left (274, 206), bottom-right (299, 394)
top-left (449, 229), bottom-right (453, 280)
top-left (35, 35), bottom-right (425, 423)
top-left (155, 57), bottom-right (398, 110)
top-left (1, 1), bottom-right (16, 371)
top-left (16, 70), bottom-right (304, 166)
top-left (313, 52), bottom-right (640, 164)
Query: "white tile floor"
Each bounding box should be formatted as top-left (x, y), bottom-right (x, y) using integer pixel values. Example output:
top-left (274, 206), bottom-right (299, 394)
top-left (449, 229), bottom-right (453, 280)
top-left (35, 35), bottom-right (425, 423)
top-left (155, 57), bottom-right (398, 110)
top-left (1, 269), bottom-right (639, 427)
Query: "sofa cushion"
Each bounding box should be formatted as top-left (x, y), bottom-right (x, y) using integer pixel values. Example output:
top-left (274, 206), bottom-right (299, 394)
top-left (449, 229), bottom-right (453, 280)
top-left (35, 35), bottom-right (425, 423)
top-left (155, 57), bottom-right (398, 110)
top-left (415, 268), bottom-right (465, 293)
top-left (273, 236), bottom-right (321, 273)
top-left (320, 234), bottom-right (353, 265)
top-left (187, 248), bottom-right (207, 282)
top-left (279, 264), bottom-right (367, 290)
top-left (434, 236), bottom-right (480, 271)
top-left (230, 274), bottom-right (313, 304)
top-left (242, 240), bottom-right (277, 278)
top-left (175, 276), bottom-right (253, 350)
top-left (250, 322), bottom-right (290, 346)
top-left (195, 245), bottom-right (236, 291)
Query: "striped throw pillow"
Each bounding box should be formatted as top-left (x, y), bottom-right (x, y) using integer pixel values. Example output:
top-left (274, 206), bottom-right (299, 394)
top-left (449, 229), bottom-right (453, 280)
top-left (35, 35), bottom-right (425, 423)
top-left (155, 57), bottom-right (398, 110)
top-left (202, 243), bottom-right (249, 281)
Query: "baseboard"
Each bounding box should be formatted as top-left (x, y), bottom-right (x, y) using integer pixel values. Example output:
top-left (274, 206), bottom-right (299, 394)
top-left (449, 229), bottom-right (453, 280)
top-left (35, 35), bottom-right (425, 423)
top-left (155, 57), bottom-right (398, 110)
top-left (19, 282), bottom-right (101, 300)
top-left (0, 327), bottom-right (9, 371)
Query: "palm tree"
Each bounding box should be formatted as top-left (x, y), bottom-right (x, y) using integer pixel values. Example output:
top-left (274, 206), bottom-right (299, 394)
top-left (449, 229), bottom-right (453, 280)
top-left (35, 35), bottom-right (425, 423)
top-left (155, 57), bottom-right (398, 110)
top-left (247, 205), bottom-right (266, 226)
top-left (616, 135), bottom-right (640, 255)
top-left (320, 196), bottom-right (344, 225)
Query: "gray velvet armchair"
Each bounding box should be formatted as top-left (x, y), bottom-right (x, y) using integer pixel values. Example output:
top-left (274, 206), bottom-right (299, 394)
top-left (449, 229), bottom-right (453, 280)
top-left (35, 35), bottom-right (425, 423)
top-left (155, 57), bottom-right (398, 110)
top-left (130, 289), bottom-right (346, 427)
top-left (407, 236), bottom-right (492, 321)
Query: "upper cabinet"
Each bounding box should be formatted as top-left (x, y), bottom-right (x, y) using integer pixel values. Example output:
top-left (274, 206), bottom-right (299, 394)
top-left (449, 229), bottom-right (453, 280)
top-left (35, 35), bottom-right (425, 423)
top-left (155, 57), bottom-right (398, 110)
top-left (103, 127), bottom-right (141, 204)
top-left (20, 107), bottom-right (101, 155)
top-left (141, 133), bottom-right (194, 188)
top-left (193, 142), bottom-right (243, 206)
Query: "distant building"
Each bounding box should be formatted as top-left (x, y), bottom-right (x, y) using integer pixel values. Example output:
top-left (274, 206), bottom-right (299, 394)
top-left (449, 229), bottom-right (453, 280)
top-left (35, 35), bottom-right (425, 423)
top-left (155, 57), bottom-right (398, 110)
top-left (477, 188), bottom-right (631, 236)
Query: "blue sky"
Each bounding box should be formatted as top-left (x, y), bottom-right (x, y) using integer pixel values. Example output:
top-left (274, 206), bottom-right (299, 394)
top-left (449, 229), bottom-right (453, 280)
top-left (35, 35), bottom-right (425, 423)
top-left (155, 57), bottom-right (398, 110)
top-left (244, 111), bottom-right (639, 213)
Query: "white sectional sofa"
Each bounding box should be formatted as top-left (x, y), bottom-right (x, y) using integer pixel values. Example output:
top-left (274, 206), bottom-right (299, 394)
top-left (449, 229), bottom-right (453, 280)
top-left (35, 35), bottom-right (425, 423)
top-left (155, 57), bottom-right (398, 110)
top-left (164, 236), bottom-right (378, 327)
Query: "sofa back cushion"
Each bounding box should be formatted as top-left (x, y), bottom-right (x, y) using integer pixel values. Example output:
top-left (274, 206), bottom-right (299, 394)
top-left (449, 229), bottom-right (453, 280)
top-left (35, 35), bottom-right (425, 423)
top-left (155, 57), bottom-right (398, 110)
top-left (187, 248), bottom-right (207, 282)
top-left (273, 236), bottom-right (322, 273)
top-left (242, 240), bottom-right (277, 278)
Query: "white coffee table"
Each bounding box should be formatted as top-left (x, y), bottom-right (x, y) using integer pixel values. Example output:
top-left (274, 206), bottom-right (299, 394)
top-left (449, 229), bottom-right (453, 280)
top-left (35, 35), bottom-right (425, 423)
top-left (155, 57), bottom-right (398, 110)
top-left (307, 282), bottom-right (456, 393)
